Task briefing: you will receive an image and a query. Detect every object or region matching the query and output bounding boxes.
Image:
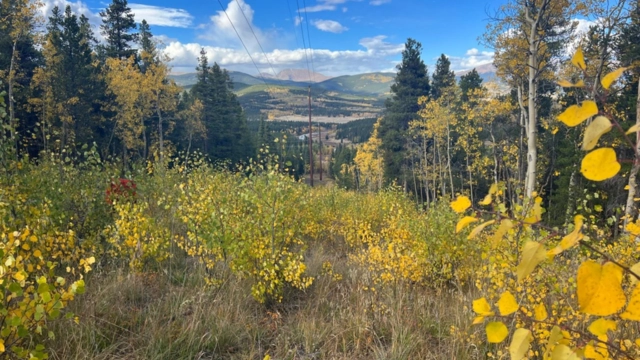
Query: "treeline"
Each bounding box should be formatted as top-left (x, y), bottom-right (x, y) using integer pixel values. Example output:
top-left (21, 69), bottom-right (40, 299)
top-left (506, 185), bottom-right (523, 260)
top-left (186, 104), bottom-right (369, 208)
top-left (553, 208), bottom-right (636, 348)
top-left (0, 0), bottom-right (255, 170)
top-left (335, 117), bottom-right (377, 143)
top-left (338, 0), bottom-right (640, 230)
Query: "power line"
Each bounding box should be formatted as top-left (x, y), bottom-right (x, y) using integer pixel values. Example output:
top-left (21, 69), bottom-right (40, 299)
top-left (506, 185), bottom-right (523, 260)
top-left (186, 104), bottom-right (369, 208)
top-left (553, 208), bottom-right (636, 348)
top-left (301, 0), bottom-right (317, 80)
top-left (216, 0), bottom-right (271, 87)
top-left (294, 0), bottom-right (313, 83)
top-left (233, 0), bottom-right (279, 78)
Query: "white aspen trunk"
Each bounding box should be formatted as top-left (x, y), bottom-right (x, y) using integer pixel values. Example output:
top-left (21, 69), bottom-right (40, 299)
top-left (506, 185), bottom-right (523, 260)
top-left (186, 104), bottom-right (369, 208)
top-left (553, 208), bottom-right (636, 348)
top-left (446, 120), bottom-right (454, 197)
top-left (525, 26), bottom-right (539, 199)
top-left (625, 76), bottom-right (640, 227)
top-left (8, 39), bottom-right (18, 156)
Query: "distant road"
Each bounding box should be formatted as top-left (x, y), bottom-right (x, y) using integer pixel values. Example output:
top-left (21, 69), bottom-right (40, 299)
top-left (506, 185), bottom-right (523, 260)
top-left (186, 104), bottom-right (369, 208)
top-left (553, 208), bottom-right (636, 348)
top-left (275, 115), bottom-right (377, 124)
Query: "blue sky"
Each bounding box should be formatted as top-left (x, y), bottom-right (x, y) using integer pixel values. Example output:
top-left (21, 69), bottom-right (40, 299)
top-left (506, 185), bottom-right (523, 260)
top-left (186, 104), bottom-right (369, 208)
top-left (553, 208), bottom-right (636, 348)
top-left (40, 0), bottom-right (505, 76)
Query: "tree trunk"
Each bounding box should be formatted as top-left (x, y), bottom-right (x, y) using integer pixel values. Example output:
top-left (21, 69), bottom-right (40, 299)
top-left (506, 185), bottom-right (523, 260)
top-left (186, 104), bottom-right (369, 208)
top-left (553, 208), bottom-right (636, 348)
top-left (446, 121), bottom-right (454, 197)
top-left (525, 33), bottom-right (538, 198)
top-left (157, 95), bottom-right (164, 164)
top-left (625, 76), bottom-right (640, 227)
top-left (8, 39), bottom-right (18, 157)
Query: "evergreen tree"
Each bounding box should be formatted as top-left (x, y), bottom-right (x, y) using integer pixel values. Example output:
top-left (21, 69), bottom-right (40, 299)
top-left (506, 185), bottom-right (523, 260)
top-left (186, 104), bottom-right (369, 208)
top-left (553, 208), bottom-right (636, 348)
top-left (99, 0), bottom-right (137, 60)
top-left (459, 68), bottom-right (483, 102)
top-left (191, 49), bottom-right (254, 163)
top-left (138, 19), bottom-right (156, 73)
top-left (431, 54), bottom-right (456, 99)
top-left (377, 38), bottom-right (430, 188)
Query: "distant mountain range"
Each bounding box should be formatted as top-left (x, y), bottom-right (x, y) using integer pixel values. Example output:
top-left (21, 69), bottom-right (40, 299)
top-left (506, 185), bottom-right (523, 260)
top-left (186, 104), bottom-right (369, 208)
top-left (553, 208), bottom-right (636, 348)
top-left (168, 66), bottom-right (500, 121)
top-left (169, 65), bottom-right (498, 97)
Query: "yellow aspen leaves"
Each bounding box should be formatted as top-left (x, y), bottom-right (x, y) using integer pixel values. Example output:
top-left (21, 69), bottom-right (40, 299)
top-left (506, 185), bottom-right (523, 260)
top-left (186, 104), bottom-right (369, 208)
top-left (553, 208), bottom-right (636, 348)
top-left (485, 321), bottom-right (509, 343)
top-left (551, 344), bottom-right (580, 360)
top-left (557, 79), bottom-right (585, 88)
top-left (456, 216), bottom-right (478, 233)
top-left (557, 101), bottom-right (598, 127)
top-left (497, 291), bottom-right (518, 315)
top-left (524, 197), bottom-right (543, 224)
top-left (587, 318), bottom-right (617, 341)
top-left (473, 297), bottom-right (494, 324)
top-left (467, 220), bottom-right (495, 240)
top-left (473, 297), bottom-right (494, 316)
top-left (626, 123), bottom-right (640, 135)
top-left (581, 116), bottom-right (612, 151)
top-left (629, 262), bottom-right (640, 286)
top-left (577, 261), bottom-right (626, 316)
top-left (620, 283), bottom-right (640, 320)
top-left (548, 215), bottom-right (584, 257)
top-left (509, 328), bottom-right (532, 360)
top-left (451, 196), bottom-right (471, 213)
top-left (517, 241), bottom-right (547, 282)
top-left (572, 48), bottom-right (586, 70)
top-left (479, 193), bottom-right (492, 205)
top-left (580, 148), bottom-right (620, 181)
top-left (584, 342), bottom-right (609, 359)
top-left (534, 303), bottom-right (548, 321)
top-left (491, 219), bottom-right (513, 247)
top-left (601, 67), bottom-right (628, 90)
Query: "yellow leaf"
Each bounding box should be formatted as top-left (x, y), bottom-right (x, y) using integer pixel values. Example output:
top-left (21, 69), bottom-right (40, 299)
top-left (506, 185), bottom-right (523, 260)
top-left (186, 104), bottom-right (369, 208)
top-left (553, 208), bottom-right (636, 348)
top-left (473, 297), bottom-right (494, 316)
top-left (580, 148), bottom-right (620, 181)
top-left (534, 303), bottom-right (548, 321)
top-left (263, 356), bottom-right (271, 360)
top-left (472, 316), bottom-right (486, 324)
top-left (492, 219), bottom-right (514, 247)
top-left (486, 321), bottom-right (508, 343)
top-left (0, 339), bottom-right (4, 353)
top-left (548, 215), bottom-right (584, 256)
top-left (467, 220), bottom-right (495, 240)
top-left (584, 342), bottom-right (608, 360)
top-left (456, 216), bottom-right (478, 233)
top-left (557, 79), bottom-right (585, 88)
top-left (489, 183), bottom-right (499, 195)
top-left (509, 328), bottom-right (532, 360)
top-left (479, 193), bottom-right (492, 205)
top-left (12, 271), bottom-right (25, 281)
top-left (621, 282), bottom-right (640, 320)
top-left (551, 344), bottom-right (580, 360)
top-left (572, 48), bottom-right (586, 70)
top-left (557, 101), bottom-right (598, 127)
top-left (577, 261), bottom-right (626, 316)
top-left (451, 196), bottom-right (472, 213)
top-left (517, 241), bottom-right (547, 282)
top-left (601, 67), bottom-right (628, 89)
top-left (587, 318), bottom-right (616, 341)
top-left (626, 124), bottom-right (640, 135)
top-left (581, 116), bottom-right (612, 151)
top-left (498, 291), bottom-right (519, 316)
top-left (629, 262), bottom-right (640, 286)
top-left (524, 197), bottom-right (543, 224)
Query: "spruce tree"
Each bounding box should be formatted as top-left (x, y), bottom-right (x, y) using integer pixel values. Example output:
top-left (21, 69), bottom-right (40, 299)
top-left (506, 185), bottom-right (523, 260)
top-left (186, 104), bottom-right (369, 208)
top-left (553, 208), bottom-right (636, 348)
top-left (459, 68), bottom-right (483, 102)
top-left (377, 38), bottom-right (430, 188)
top-left (431, 54), bottom-right (456, 100)
top-left (100, 0), bottom-right (137, 60)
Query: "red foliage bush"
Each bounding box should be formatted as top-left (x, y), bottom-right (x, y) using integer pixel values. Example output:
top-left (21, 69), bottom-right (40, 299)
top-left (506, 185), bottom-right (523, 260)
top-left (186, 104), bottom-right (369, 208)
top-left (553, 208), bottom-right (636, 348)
top-left (105, 178), bottom-right (137, 205)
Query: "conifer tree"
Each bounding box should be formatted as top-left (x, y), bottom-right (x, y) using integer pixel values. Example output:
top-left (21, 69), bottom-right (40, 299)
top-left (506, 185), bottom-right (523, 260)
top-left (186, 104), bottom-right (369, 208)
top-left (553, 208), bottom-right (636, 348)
top-left (377, 38), bottom-right (430, 189)
top-left (459, 68), bottom-right (483, 102)
top-left (431, 54), bottom-right (456, 100)
top-left (100, 0), bottom-right (137, 60)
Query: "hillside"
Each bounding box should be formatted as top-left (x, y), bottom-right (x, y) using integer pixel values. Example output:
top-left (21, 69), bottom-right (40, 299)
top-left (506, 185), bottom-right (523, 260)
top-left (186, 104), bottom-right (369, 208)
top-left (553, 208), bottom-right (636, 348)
top-left (260, 68), bottom-right (332, 82)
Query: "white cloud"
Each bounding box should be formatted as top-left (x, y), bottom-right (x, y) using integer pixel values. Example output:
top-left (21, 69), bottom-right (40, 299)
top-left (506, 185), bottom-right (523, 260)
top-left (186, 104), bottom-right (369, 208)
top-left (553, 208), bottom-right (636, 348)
top-left (312, 19), bottom-right (348, 33)
top-left (302, 0), bottom-right (348, 13)
top-left (446, 48), bottom-right (495, 72)
top-left (163, 35), bottom-right (404, 76)
top-left (370, 0), bottom-right (391, 5)
top-left (199, 0), bottom-right (278, 52)
top-left (129, 4), bottom-right (193, 28)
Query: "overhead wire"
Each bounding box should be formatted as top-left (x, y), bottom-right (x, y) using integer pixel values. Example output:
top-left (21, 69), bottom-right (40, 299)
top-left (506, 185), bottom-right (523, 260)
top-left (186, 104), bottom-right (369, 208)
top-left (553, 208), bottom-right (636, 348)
top-left (294, 0), bottom-right (313, 83)
top-left (301, 0), bottom-right (317, 81)
top-left (233, 0), bottom-right (279, 79)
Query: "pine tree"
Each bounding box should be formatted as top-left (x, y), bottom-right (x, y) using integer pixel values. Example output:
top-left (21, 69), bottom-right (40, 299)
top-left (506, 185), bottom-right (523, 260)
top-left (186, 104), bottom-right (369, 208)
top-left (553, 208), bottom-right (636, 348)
top-left (190, 49), bottom-right (254, 163)
top-left (100, 0), bottom-right (137, 60)
top-left (377, 38), bottom-right (430, 189)
top-left (431, 54), bottom-right (456, 100)
top-left (138, 19), bottom-right (156, 73)
top-left (459, 68), bottom-right (483, 102)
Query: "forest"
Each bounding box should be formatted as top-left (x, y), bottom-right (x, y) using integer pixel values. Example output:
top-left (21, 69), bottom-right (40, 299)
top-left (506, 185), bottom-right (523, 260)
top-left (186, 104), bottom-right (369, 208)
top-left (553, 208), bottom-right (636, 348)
top-left (2, 0), bottom-right (640, 358)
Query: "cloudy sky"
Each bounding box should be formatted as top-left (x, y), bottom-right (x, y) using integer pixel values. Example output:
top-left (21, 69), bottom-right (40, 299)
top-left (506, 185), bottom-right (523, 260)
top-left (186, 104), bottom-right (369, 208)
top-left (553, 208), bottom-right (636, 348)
top-left (40, 0), bottom-right (506, 76)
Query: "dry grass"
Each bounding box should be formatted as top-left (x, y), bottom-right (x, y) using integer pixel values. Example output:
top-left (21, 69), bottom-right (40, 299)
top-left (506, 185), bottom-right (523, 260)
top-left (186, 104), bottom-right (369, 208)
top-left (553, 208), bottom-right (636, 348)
top-left (48, 244), bottom-right (485, 360)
